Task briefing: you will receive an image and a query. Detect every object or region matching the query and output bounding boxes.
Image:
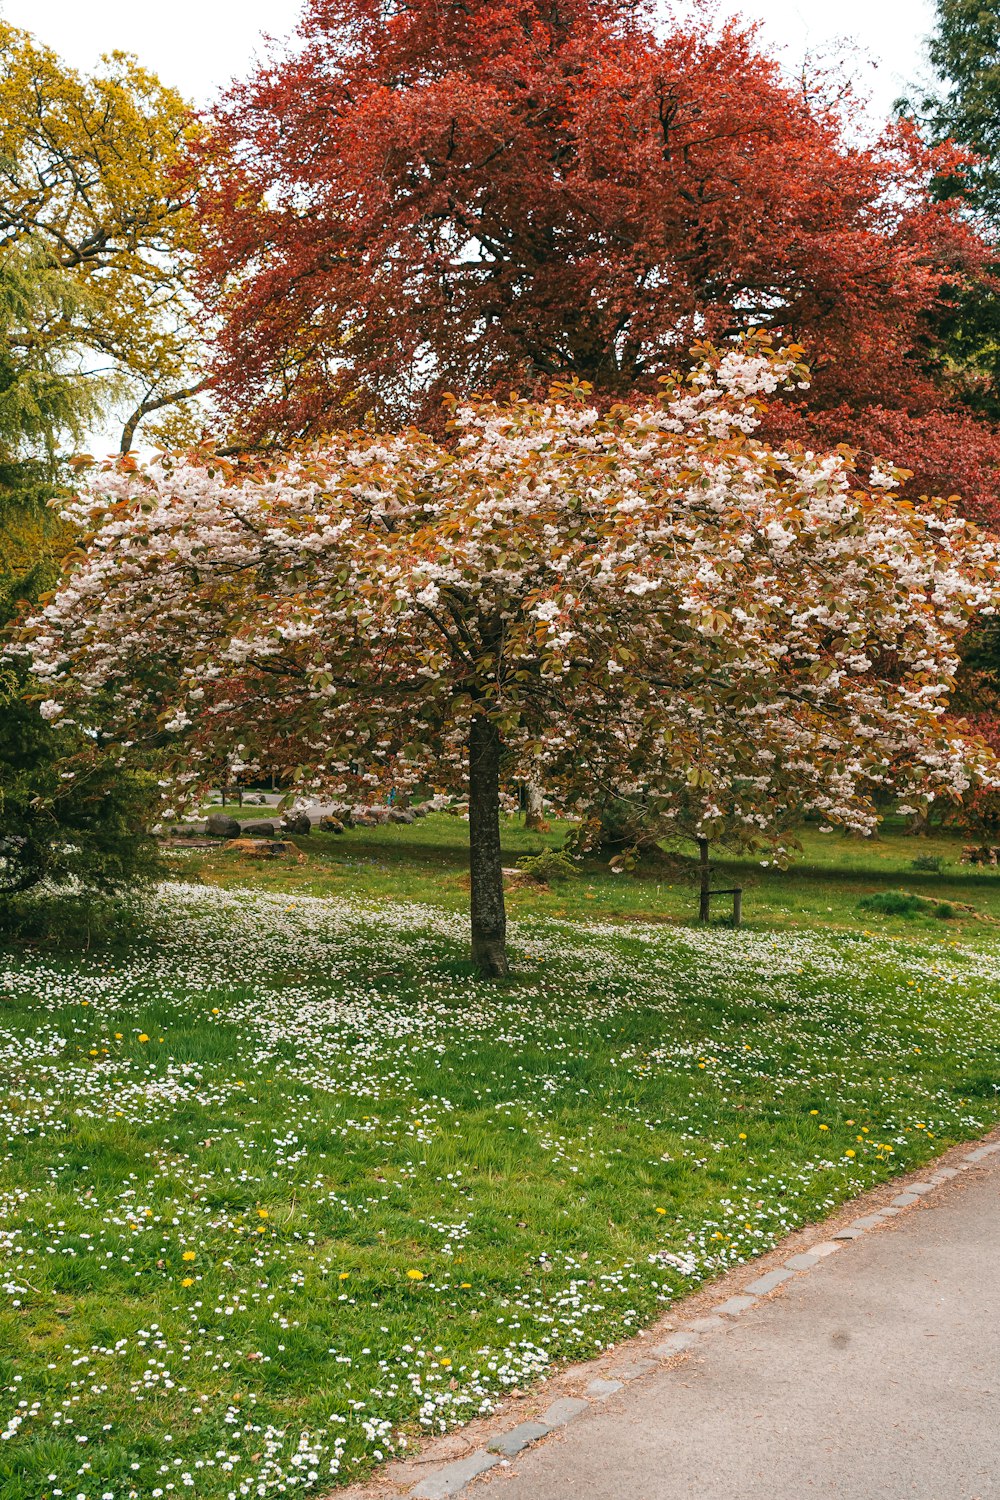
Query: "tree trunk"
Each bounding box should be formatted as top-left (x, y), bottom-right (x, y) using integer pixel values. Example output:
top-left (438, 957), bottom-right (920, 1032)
top-left (524, 780), bottom-right (547, 831)
top-left (468, 713), bottom-right (509, 977)
top-left (698, 836), bottom-right (711, 923)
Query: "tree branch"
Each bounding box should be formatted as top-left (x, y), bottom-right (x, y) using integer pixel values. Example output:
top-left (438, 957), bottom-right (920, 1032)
top-left (120, 378), bottom-right (213, 453)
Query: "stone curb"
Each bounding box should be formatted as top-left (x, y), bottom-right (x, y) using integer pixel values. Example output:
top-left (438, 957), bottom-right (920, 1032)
top-left (346, 1136), bottom-right (1000, 1500)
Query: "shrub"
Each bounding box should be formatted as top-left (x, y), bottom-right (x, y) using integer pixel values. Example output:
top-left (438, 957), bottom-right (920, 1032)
top-left (0, 885), bottom-right (145, 949)
top-left (516, 849), bottom-right (579, 884)
top-left (0, 477), bottom-right (162, 914)
top-left (911, 854), bottom-right (945, 873)
top-left (857, 889), bottom-right (932, 918)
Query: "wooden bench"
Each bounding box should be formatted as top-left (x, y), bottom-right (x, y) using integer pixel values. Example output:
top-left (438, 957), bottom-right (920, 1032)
top-left (696, 837), bottom-right (743, 926)
top-left (699, 885), bottom-right (743, 926)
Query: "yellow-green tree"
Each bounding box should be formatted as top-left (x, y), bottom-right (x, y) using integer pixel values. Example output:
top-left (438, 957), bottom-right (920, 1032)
top-left (0, 22), bottom-right (207, 452)
top-left (0, 247), bottom-right (162, 903)
top-left (0, 28), bottom-right (189, 906)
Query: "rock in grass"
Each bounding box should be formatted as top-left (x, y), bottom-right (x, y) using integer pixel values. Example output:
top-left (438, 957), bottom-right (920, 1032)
top-left (206, 813), bottom-right (241, 838)
top-left (243, 821), bottom-right (276, 837)
top-left (281, 813), bottom-right (312, 835)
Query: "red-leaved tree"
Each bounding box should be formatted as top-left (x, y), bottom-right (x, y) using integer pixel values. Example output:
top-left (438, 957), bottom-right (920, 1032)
top-left (195, 0), bottom-right (989, 498)
top-left (767, 403), bottom-right (1000, 532)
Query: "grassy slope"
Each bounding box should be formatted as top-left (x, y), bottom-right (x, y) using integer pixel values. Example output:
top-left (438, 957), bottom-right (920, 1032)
top-left (0, 818), bottom-right (998, 1498)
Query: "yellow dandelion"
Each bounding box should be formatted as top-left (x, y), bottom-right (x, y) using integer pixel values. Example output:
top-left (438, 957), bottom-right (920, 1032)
top-left (406, 1269), bottom-right (425, 1281)
top-left (339, 1272), bottom-right (350, 1281)
top-left (181, 1276), bottom-right (194, 1287)
top-left (182, 1250), bottom-right (196, 1262)
top-left (845, 1149), bottom-right (856, 1158)
top-left (655, 1207), bottom-right (667, 1215)
top-left (138, 1033), bottom-right (149, 1043)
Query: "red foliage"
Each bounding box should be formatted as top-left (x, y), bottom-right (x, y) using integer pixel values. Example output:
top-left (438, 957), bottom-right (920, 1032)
top-left (945, 714), bottom-right (1000, 836)
top-left (766, 403), bottom-right (1000, 531)
top-left (195, 0), bottom-right (984, 442)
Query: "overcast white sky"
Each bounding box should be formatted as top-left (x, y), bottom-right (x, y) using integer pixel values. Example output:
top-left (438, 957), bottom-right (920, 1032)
top-left (0, 0), bottom-right (936, 124)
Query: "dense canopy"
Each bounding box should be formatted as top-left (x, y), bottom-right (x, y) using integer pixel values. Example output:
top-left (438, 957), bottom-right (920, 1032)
top-left (196, 0), bottom-right (983, 461)
top-left (24, 337), bottom-right (1000, 969)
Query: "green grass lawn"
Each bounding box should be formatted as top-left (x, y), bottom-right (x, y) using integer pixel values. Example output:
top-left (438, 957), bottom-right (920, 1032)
top-left (180, 808), bottom-right (1000, 935)
top-left (2, 818), bottom-right (1000, 1498)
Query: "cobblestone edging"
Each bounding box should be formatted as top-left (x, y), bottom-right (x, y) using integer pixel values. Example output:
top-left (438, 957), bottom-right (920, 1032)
top-left (356, 1136), bottom-right (1000, 1500)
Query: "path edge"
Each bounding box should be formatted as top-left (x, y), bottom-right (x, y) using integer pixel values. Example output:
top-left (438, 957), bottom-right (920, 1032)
top-left (333, 1127), bottom-right (1000, 1500)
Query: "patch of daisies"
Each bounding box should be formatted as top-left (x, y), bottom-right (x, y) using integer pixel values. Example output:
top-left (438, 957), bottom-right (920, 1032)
top-left (0, 882), bottom-right (998, 1498)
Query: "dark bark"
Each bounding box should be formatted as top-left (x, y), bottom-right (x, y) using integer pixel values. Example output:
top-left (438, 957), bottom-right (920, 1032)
top-left (468, 713), bottom-right (508, 977)
top-left (698, 836), bottom-right (711, 923)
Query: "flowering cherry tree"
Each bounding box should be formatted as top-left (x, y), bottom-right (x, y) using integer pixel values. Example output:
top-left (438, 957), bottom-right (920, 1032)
top-left (24, 336), bottom-right (999, 974)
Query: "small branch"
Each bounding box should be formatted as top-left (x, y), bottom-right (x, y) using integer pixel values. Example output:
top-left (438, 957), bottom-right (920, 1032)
top-left (120, 377), bottom-right (213, 454)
